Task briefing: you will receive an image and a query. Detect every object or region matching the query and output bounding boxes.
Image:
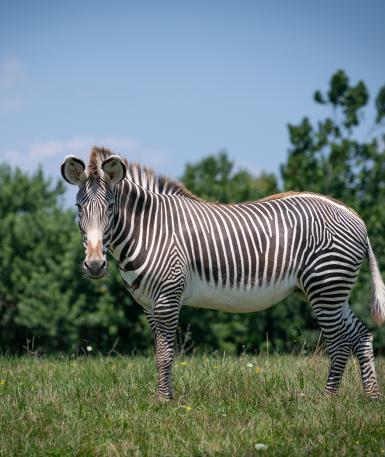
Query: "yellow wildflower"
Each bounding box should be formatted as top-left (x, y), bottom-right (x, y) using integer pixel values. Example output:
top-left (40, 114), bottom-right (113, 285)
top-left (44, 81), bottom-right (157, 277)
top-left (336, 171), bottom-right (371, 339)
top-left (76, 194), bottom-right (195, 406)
top-left (255, 367), bottom-right (261, 374)
top-left (181, 405), bottom-right (193, 411)
top-left (0, 379), bottom-right (6, 385)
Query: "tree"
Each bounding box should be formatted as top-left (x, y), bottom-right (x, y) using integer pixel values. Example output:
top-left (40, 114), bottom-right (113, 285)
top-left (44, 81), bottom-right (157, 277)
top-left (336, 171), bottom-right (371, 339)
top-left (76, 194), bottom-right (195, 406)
top-left (281, 70), bottom-right (385, 350)
top-left (282, 70), bottom-right (385, 210)
top-left (182, 150), bottom-right (278, 203)
top-left (2, 70), bottom-right (384, 355)
top-left (0, 165), bottom-right (151, 354)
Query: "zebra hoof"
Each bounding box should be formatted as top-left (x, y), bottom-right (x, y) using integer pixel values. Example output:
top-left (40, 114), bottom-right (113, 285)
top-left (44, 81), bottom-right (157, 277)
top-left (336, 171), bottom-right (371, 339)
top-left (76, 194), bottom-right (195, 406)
top-left (324, 388), bottom-right (339, 397)
top-left (364, 385), bottom-right (380, 400)
top-left (156, 393), bottom-right (173, 403)
top-left (367, 392), bottom-right (380, 401)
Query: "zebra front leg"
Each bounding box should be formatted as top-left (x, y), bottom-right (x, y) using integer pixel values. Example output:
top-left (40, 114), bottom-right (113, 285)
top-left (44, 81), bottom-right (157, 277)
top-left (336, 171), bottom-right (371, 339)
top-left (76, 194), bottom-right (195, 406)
top-left (146, 304), bottom-right (180, 402)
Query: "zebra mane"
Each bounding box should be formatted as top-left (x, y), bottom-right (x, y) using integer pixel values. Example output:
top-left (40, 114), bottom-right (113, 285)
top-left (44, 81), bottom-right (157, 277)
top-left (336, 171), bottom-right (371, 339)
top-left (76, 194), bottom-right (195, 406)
top-left (87, 147), bottom-right (362, 215)
top-left (87, 146), bottom-right (202, 201)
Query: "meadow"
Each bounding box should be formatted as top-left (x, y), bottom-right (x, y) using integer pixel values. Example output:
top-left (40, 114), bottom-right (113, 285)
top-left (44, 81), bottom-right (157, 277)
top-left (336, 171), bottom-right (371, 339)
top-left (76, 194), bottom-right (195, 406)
top-left (0, 354), bottom-right (384, 456)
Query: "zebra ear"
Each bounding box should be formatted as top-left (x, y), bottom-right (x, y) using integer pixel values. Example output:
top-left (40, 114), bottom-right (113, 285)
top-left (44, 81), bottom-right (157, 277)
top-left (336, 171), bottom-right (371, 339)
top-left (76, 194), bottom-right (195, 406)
top-left (61, 155), bottom-right (87, 186)
top-left (101, 155), bottom-right (126, 185)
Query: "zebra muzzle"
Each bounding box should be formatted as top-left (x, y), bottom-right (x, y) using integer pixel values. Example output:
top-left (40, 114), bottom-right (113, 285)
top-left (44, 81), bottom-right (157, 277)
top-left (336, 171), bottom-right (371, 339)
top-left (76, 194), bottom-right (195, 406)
top-left (84, 240), bottom-right (107, 278)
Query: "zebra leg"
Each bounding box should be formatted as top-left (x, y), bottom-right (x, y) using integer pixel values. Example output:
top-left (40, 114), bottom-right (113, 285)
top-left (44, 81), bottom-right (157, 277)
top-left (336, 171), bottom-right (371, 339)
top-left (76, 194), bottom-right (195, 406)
top-left (342, 304), bottom-right (379, 399)
top-left (301, 260), bottom-right (359, 396)
top-left (312, 305), bottom-right (353, 395)
top-left (145, 303), bottom-right (180, 402)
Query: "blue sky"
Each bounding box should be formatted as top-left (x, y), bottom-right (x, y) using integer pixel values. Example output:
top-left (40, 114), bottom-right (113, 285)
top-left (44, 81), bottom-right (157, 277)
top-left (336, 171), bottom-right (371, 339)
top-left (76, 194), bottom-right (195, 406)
top-left (1, 0), bottom-right (384, 192)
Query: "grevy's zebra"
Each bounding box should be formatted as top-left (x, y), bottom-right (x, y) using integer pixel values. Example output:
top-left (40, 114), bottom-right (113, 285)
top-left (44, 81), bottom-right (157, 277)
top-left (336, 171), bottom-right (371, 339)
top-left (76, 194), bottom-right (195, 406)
top-left (61, 147), bottom-right (385, 401)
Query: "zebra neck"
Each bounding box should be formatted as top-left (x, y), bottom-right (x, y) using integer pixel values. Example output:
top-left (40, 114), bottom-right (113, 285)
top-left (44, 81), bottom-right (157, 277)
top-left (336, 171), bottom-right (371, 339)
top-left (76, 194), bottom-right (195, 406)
top-left (110, 180), bottom-right (156, 269)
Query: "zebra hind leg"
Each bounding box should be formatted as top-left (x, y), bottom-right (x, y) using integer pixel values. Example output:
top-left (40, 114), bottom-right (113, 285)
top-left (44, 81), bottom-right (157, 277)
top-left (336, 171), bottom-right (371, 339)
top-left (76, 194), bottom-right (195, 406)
top-left (311, 304), bottom-right (353, 396)
top-left (301, 260), bottom-right (358, 396)
top-left (342, 304), bottom-right (379, 399)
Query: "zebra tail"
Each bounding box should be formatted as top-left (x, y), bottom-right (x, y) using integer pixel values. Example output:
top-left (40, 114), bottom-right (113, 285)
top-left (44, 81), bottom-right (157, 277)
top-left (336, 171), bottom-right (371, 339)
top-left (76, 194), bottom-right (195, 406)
top-left (367, 238), bottom-right (385, 326)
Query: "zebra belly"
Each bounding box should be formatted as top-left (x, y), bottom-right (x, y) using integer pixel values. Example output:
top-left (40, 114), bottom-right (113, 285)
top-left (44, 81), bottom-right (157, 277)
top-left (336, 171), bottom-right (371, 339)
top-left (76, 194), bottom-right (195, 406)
top-left (182, 276), bottom-right (297, 313)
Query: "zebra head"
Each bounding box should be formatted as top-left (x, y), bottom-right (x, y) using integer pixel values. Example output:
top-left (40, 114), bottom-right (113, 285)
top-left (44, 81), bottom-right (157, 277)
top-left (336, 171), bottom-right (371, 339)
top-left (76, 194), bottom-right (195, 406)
top-left (61, 154), bottom-right (126, 279)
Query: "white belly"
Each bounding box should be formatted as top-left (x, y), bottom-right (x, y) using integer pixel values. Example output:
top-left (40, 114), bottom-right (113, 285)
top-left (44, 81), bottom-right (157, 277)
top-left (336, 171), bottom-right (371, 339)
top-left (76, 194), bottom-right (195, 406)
top-left (120, 267), bottom-right (297, 314)
top-left (182, 276), bottom-right (297, 313)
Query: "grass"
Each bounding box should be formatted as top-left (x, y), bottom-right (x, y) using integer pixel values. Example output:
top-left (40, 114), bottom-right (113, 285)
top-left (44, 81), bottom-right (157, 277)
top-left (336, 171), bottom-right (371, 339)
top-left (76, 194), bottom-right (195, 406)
top-left (0, 354), bottom-right (385, 456)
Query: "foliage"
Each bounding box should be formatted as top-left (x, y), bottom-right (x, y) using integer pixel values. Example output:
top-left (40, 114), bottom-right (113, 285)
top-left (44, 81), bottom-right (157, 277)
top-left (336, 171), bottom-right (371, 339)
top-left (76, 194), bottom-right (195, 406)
top-left (0, 70), bottom-right (385, 355)
top-left (1, 355), bottom-right (385, 456)
top-left (181, 150), bottom-right (278, 203)
top-left (281, 69), bottom-right (385, 350)
top-left (0, 165), bottom-right (151, 354)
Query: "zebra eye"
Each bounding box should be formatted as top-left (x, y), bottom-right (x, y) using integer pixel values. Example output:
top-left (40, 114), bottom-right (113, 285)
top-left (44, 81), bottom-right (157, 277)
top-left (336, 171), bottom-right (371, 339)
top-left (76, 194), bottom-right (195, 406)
top-left (76, 203), bottom-right (82, 212)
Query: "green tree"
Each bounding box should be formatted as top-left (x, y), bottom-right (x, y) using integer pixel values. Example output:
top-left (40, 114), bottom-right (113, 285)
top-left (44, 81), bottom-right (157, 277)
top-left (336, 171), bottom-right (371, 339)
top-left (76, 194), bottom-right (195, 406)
top-left (282, 70), bottom-right (385, 350)
top-left (0, 165), bottom-right (151, 354)
top-left (2, 70), bottom-right (384, 356)
top-left (182, 150), bottom-right (278, 203)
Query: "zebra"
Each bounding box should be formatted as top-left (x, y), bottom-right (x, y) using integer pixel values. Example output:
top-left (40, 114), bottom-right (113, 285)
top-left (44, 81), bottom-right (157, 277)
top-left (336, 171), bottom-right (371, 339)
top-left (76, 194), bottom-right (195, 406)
top-left (61, 146), bottom-right (385, 401)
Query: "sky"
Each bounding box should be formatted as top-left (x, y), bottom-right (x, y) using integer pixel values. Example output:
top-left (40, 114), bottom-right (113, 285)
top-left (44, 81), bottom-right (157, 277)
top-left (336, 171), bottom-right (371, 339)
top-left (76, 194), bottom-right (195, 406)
top-left (1, 0), bottom-right (384, 199)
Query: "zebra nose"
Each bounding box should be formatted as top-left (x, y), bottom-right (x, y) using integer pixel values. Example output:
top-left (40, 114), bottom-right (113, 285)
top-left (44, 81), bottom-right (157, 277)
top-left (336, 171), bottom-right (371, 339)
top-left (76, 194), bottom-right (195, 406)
top-left (83, 259), bottom-right (107, 278)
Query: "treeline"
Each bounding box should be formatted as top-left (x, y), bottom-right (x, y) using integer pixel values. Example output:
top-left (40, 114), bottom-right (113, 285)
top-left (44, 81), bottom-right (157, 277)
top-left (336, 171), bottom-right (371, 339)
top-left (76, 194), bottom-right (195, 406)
top-left (1, 70), bottom-right (385, 355)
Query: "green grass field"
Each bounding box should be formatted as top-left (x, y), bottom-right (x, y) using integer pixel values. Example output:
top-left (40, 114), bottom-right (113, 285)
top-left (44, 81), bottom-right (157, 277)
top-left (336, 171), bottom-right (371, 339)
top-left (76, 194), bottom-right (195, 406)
top-left (0, 354), bottom-right (384, 456)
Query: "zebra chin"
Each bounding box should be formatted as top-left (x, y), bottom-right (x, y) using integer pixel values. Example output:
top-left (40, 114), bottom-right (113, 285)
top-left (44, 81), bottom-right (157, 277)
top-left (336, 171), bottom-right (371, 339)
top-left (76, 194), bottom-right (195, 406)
top-left (83, 259), bottom-right (107, 279)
